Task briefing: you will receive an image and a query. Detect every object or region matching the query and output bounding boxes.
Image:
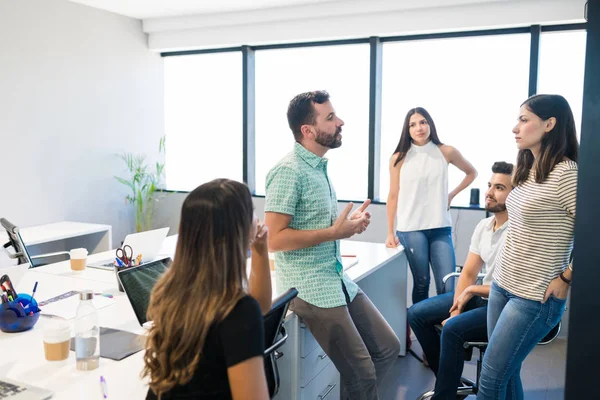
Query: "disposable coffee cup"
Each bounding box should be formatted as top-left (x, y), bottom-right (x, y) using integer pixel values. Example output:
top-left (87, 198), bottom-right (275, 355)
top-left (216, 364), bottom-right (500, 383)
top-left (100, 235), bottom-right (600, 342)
top-left (43, 318), bottom-right (71, 361)
top-left (69, 248), bottom-right (88, 273)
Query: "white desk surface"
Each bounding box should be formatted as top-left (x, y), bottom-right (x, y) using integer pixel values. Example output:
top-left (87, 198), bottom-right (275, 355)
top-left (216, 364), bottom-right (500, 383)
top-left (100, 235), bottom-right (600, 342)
top-left (1, 237), bottom-right (403, 399)
top-left (4, 221), bottom-right (112, 246)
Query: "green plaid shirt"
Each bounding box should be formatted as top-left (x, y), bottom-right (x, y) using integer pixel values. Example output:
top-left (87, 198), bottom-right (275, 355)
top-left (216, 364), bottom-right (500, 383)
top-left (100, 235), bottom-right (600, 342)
top-left (265, 142), bottom-right (358, 308)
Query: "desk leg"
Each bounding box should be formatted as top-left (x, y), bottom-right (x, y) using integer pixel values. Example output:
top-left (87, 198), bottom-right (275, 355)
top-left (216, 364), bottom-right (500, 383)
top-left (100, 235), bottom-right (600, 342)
top-left (356, 252), bottom-right (408, 356)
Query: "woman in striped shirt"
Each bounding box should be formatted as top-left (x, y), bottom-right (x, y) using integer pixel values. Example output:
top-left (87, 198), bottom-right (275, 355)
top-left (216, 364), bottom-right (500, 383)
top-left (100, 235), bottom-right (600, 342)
top-left (477, 94), bottom-right (578, 400)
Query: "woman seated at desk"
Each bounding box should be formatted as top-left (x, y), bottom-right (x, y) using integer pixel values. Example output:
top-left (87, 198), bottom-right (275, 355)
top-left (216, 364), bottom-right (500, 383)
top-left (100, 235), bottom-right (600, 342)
top-left (143, 179), bottom-right (272, 400)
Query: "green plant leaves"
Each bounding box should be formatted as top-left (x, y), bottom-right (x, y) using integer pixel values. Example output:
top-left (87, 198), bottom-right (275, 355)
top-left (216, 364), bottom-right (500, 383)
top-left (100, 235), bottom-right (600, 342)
top-left (114, 136), bottom-right (166, 232)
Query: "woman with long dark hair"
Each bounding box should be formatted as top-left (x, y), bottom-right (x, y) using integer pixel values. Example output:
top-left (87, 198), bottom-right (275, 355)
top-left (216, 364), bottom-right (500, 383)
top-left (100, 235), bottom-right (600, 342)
top-left (477, 94), bottom-right (578, 399)
top-left (143, 179), bottom-right (272, 400)
top-left (386, 107), bottom-right (477, 304)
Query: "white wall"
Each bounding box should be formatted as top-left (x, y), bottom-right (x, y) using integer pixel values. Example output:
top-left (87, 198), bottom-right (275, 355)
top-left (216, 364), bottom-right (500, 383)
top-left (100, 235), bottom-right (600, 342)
top-left (0, 0), bottom-right (164, 249)
top-left (143, 0), bottom-right (586, 51)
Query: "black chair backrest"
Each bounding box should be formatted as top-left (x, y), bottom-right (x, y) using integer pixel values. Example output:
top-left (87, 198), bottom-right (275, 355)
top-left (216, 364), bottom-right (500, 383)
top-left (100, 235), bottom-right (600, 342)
top-left (264, 288), bottom-right (298, 350)
top-left (1, 218), bottom-right (33, 266)
top-left (263, 288), bottom-right (298, 398)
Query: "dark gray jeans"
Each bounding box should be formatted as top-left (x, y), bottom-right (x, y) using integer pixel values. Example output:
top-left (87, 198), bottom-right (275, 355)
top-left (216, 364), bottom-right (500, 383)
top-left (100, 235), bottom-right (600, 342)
top-left (290, 287), bottom-right (400, 400)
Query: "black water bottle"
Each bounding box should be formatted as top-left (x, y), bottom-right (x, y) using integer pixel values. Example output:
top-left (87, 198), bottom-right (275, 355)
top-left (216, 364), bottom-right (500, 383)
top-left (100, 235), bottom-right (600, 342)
top-left (470, 188), bottom-right (480, 206)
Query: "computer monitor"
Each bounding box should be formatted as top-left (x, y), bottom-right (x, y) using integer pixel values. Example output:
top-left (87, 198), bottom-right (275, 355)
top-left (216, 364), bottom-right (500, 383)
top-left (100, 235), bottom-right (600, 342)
top-left (117, 257), bottom-right (172, 325)
top-left (1, 218), bottom-right (34, 266)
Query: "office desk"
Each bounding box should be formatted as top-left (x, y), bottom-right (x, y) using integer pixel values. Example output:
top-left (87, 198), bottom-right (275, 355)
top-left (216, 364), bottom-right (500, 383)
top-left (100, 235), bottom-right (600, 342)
top-left (1, 222), bottom-right (112, 267)
top-left (0, 238), bottom-right (406, 400)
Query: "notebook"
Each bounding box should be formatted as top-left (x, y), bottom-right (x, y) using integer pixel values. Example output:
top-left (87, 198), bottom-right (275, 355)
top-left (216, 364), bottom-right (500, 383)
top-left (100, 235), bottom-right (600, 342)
top-left (342, 256), bottom-right (359, 271)
top-left (38, 291), bottom-right (116, 320)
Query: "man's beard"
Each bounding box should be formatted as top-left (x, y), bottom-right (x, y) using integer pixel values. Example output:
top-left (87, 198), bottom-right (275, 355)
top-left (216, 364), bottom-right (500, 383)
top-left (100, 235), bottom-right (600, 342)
top-left (485, 198), bottom-right (506, 213)
top-left (315, 127), bottom-right (342, 149)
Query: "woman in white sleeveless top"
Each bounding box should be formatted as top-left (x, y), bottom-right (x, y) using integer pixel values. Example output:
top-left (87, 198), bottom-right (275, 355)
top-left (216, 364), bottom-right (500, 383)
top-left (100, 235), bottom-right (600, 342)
top-left (386, 107), bottom-right (477, 305)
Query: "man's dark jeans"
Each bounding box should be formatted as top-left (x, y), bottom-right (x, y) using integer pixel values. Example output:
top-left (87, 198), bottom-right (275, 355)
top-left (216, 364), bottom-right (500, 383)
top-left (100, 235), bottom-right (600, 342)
top-left (408, 292), bottom-right (488, 399)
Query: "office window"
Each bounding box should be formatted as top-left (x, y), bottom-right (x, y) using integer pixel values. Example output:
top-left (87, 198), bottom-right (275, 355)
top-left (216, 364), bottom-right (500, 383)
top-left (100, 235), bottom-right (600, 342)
top-left (164, 52), bottom-right (243, 191)
top-left (538, 30), bottom-right (587, 139)
top-left (379, 34), bottom-right (530, 205)
top-left (254, 44), bottom-right (370, 200)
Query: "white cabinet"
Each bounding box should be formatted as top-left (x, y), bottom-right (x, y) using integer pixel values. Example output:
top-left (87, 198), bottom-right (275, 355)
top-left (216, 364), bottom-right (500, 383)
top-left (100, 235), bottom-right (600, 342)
top-left (273, 315), bottom-right (341, 400)
top-left (300, 343), bottom-right (331, 388)
top-left (301, 361), bottom-right (340, 400)
top-left (272, 316), bottom-right (297, 400)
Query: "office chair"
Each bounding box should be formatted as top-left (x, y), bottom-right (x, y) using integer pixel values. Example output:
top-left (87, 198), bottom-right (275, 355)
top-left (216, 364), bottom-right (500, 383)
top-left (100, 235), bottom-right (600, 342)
top-left (264, 287), bottom-right (298, 398)
top-left (416, 272), bottom-right (562, 400)
top-left (1, 218), bottom-right (69, 267)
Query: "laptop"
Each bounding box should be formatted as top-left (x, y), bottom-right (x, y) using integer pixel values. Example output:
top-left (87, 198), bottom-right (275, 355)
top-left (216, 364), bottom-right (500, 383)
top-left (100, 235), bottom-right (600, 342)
top-left (89, 227), bottom-right (169, 270)
top-left (117, 257), bottom-right (172, 325)
top-left (0, 377), bottom-right (53, 399)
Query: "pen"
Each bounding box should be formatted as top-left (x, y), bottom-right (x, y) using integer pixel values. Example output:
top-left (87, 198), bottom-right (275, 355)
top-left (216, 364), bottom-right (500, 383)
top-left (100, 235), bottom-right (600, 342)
top-left (342, 255), bottom-right (357, 257)
top-left (100, 376), bottom-right (108, 398)
top-left (115, 257), bottom-right (124, 267)
top-left (31, 281), bottom-right (38, 302)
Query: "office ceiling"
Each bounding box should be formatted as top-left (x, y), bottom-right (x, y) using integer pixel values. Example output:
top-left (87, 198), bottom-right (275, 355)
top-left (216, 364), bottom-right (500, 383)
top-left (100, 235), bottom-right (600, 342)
top-left (68, 0), bottom-right (346, 19)
top-left (68, 0), bottom-right (499, 19)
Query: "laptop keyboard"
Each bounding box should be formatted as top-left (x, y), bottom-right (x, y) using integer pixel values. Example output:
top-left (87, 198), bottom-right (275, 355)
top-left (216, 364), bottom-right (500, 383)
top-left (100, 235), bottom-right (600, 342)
top-left (0, 380), bottom-right (27, 398)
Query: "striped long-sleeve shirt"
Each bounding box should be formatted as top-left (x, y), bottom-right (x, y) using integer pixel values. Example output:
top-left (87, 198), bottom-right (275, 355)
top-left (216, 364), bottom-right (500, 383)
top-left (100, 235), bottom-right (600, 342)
top-left (493, 160), bottom-right (578, 301)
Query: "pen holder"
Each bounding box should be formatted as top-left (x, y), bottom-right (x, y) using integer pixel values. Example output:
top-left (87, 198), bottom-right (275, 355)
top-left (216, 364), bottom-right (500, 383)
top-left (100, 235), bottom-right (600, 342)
top-left (0, 293), bottom-right (41, 333)
top-left (114, 265), bottom-right (124, 292)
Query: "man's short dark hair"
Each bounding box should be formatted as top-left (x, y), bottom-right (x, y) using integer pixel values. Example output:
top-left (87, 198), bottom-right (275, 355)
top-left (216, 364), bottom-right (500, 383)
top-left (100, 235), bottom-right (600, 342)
top-left (492, 161), bottom-right (514, 175)
top-left (287, 90), bottom-right (330, 142)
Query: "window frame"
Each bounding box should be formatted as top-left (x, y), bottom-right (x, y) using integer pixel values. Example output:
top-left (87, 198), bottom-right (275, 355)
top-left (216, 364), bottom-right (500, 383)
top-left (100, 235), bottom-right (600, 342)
top-left (160, 23), bottom-right (586, 205)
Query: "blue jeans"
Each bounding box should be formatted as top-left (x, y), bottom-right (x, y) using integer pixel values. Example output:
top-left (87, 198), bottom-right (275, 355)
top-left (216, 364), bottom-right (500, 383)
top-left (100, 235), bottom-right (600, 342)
top-left (476, 282), bottom-right (566, 400)
top-left (397, 227), bottom-right (456, 304)
top-left (408, 292), bottom-right (488, 399)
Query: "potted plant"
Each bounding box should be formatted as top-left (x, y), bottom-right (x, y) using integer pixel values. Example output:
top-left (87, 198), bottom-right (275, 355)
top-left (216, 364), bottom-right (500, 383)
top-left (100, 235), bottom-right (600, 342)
top-left (114, 137), bottom-right (166, 232)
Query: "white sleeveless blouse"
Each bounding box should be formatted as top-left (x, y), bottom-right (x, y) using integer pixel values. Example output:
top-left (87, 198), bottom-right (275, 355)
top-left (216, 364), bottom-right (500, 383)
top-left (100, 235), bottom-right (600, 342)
top-left (396, 141), bottom-right (452, 232)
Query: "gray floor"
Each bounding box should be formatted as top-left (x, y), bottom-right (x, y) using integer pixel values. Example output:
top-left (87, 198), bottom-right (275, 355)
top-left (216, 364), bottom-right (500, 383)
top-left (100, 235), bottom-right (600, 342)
top-left (380, 337), bottom-right (567, 400)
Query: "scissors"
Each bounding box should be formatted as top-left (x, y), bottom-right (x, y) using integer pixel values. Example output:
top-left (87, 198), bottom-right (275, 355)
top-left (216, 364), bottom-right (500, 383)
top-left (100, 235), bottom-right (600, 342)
top-left (116, 245), bottom-right (134, 266)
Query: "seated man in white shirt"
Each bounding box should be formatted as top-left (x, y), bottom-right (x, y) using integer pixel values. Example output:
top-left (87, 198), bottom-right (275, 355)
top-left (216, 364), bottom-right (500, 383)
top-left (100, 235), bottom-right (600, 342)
top-left (407, 161), bottom-right (513, 399)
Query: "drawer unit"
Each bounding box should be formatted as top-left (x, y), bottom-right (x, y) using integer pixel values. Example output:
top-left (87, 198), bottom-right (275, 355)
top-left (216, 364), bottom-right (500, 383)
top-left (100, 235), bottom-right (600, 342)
top-left (272, 324), bottom-right (294, 399)
top-left (299, 321), bottom-right (319, 357)
top-left (300, 344), bottom-right (331, 388)
top-left (300, 361), bottom-right (340, 400)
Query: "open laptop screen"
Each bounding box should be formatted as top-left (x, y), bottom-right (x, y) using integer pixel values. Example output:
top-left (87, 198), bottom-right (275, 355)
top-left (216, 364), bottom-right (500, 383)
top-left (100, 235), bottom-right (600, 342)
top-left (117, 257), bottom-right (172, 325)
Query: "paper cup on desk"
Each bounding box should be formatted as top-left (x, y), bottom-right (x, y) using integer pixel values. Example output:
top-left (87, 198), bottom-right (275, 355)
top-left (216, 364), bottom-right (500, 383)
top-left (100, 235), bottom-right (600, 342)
top-left (69, 248), bottom-right (88, 273)
top-left (43, 318), bottom-right (71, 361)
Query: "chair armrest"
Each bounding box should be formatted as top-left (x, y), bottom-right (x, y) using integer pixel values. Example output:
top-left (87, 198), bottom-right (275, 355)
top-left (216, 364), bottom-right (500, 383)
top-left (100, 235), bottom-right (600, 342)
top-left (264, 325), bottom-right (288, 356)
top-left (442, 272), bottom-right (462, 285)
top-left (30, 251), bottom-right (70, 260)
top-left (442, 272), bottom-right (487, 285)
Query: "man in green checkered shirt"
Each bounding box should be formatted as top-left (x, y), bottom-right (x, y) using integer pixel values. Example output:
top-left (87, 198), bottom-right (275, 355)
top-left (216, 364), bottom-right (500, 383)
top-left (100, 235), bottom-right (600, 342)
top-left (265, 91), bottom-right (400, 399)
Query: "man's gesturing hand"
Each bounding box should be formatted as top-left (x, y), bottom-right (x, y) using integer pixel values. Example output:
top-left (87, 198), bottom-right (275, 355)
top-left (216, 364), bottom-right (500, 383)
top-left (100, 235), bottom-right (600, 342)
top-left (333, 200), bottom-right (371, 239)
